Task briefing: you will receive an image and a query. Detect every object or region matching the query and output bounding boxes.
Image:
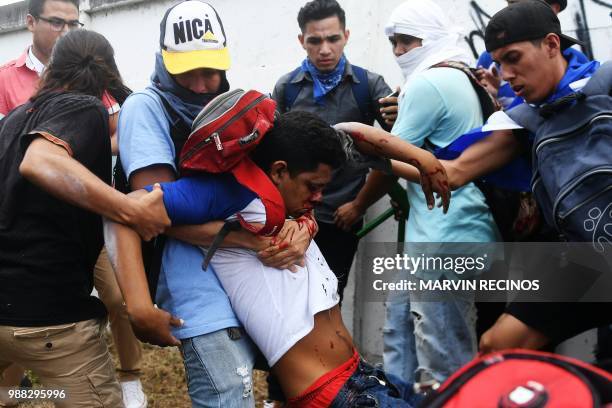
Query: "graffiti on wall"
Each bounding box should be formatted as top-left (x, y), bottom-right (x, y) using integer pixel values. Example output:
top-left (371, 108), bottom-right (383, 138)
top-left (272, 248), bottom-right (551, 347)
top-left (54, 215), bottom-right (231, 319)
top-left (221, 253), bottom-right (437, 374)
top-left (464, 0), bottom-right (611, 60)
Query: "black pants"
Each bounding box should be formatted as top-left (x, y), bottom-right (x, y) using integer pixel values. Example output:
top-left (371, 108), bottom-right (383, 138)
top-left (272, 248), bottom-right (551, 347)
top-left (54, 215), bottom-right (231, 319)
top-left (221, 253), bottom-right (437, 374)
top-left (314, 220), bottom-right (363, 304)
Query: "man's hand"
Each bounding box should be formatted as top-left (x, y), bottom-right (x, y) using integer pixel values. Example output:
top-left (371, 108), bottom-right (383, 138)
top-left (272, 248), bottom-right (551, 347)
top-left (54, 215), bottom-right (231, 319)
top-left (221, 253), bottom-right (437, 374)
top-left (257, 217), bottom-right (315, 271)
top-left (480, 313), bottom-right (549, 354)
top-left (411, 153), bottom-right (451, 214)
top-left (389, 199), bottom-right (408, 221)
top-left (128, 304), bottom-right (182, 347)
top-left (475, 67), bottom-right (501, 98)
top-left (127, 184), bottom-right (171, 241)
top-left (334, 201), bottom-right (365, 232)
top-left (379, 87), bottom-right (400, 127)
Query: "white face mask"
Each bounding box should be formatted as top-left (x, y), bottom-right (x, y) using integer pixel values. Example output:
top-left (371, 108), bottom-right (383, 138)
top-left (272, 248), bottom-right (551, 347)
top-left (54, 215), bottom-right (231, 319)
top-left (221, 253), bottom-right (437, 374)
top-left (395, 45), bottom-right (428, 80)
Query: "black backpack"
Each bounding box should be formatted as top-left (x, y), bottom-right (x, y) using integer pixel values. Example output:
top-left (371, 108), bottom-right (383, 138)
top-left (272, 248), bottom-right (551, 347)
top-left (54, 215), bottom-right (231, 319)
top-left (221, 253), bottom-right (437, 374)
top-left (506, 62), bottom-right (612, 247)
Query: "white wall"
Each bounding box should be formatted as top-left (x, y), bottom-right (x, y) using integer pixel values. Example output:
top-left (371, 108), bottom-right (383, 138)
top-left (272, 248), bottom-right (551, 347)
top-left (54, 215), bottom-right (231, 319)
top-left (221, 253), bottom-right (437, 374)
top-left (1, 0), bottom-right (609, 93)
top-left (1, 0), bottom-right (609, 361)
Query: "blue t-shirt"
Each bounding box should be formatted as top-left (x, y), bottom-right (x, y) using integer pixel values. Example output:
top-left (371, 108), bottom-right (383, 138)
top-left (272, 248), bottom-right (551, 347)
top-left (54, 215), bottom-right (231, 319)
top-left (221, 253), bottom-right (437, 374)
top-left (150, 174), bottom-right (257, 225)
top-left (393, 68), bottom-right (499, 244)
top-left (118, 90), bottom-right (250, 339)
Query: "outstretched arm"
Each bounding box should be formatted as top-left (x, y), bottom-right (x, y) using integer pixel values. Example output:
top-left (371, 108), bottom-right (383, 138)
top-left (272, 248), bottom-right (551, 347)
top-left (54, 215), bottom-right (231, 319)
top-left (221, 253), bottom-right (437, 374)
top-left (334, 122), bottom-right (450, 213)
top-left (391, 129), bottom-right (520, 191)
top-left (20, 137), bottom-right (170, 240)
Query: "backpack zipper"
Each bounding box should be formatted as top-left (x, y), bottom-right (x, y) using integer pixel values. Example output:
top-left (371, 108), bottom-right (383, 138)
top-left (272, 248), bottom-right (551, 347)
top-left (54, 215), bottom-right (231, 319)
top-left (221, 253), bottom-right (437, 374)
top-left (181, 93), bottom-right (268, 163)
top-left (552, 167), bottom-right (612, 232)
top-left (534, 114), bottom-right (612, 157)
top-left (191, 89), bottom-right (244, 130)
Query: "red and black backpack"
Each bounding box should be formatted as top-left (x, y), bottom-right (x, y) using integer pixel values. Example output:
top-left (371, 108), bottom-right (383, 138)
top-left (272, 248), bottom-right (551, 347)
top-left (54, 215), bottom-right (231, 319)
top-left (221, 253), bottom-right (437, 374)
top-left (420, 349), bottom-right (612, 407)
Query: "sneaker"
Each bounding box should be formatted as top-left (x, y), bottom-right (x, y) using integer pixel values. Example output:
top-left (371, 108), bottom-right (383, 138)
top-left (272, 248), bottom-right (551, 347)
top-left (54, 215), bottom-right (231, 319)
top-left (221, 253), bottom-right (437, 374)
top-left (121, 379), bottom-right (147, 408)
top-left (263, 400), bottom-right (284, 408)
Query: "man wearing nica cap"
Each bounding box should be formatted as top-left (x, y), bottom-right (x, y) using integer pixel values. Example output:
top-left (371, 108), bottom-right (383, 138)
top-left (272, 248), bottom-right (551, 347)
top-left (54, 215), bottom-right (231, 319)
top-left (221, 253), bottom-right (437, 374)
top-left (115, 1), bottom-right (311, 406)
top-left (426, 0), bottom-right (611, 354)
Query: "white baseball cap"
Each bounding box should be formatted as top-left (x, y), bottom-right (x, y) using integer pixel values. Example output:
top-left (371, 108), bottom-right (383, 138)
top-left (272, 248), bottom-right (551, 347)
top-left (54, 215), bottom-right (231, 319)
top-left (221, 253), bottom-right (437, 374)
top-left (160, 1), bottom-right (230, 74)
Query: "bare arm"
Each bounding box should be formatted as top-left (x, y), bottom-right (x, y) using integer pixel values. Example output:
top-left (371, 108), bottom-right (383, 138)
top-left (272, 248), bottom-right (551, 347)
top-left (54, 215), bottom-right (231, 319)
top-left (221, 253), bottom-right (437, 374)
top-left (104, 210), bottom-right (181, 347)
top-left (391, 129), bottom-right (520, 190)
top-left (442, 129), bottom-right (519, 189)
top-left (20, 137), bottom-right (169, 240)
top-left (334, 122), bottom-right (450, 213)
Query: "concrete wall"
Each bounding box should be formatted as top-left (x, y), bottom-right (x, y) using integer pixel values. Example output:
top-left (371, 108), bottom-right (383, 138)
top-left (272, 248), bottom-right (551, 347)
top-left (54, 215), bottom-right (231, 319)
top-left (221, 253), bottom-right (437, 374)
top-left (1, 0), bottom-right (609, 362)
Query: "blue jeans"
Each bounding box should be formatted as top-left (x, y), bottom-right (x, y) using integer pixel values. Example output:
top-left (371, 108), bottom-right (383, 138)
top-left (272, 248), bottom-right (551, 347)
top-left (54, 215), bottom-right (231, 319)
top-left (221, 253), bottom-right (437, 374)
top-left (383, 291), bottom-right (477, 384)
top-left (181, 328), bottom-right (257, 408)
top-left (330, 359), bottom-right (419, 407)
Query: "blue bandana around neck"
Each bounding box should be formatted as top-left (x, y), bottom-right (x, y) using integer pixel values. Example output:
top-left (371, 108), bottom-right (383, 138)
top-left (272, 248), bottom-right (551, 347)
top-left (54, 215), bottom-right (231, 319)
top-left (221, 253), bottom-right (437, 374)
top-left (301, 55), bottom-right (347, 105)
top-left (148, 53), bottom-right (229, 129)
top-left (540, 49), bottom-right (600, 106)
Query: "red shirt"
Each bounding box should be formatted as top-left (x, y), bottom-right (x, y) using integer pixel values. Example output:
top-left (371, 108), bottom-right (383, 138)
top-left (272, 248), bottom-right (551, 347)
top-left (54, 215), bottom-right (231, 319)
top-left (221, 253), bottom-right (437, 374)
top-left (0, 48), bottom-right (119, 117)
top-left (0, 49), bottom-right (39, 116)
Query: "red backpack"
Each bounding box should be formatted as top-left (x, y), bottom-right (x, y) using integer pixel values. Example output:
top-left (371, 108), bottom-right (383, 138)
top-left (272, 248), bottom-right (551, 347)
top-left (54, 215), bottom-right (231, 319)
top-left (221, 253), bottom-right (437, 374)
top-left (179, 89), bottom-right (284, 237)
top-left (420, 349), bottom-right (612, 407)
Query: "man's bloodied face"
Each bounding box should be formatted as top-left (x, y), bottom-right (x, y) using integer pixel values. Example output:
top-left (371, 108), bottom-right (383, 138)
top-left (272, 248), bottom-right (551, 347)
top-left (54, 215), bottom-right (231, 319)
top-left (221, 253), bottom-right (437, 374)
top-left (272, 162), bottom-right (332, 217)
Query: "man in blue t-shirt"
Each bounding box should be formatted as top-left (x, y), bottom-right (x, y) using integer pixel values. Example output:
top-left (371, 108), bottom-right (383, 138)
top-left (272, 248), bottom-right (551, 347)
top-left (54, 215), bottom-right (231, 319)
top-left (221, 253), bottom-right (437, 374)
top-left (116, 2), bottom-right (313, 406)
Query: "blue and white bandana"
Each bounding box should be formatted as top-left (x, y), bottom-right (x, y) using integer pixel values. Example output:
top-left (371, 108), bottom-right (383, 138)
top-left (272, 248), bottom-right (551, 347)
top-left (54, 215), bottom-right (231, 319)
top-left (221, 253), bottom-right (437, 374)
top-left (300, 55), bottom-right (347, 105)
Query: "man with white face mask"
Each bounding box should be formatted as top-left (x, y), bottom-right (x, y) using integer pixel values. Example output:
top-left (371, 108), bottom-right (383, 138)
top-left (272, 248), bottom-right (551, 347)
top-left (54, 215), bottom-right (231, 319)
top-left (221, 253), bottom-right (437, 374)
top-left (382, 0), bottom-right (499, 386)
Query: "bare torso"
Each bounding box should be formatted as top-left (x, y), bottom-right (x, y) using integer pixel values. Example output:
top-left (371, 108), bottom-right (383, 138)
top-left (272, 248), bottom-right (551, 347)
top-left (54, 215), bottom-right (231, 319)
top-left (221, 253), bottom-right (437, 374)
top-left (272, 305), bottom-right (355, 398)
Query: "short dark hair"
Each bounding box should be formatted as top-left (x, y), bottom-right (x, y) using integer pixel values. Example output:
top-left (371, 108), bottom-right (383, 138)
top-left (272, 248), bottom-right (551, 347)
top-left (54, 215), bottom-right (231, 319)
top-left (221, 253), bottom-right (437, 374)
top-left (28, 0), bottom-right (80, 17)
top-left (297, 0), bottom-right (346, 32)
top-left (251, 111), bottom-right (346, 177)
top-left (34, 29), bottom-right (131, 104)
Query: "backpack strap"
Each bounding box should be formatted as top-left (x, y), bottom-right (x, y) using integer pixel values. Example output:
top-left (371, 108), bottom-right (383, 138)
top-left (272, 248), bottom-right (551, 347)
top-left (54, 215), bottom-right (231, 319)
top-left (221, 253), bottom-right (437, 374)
top-left (505, 103), bottom-right (543, 134)
top-left (431, 61), bottom-right (500, 120)
top-left (283, 67), bottom-right (304, 112)
top-left (232, 158), bottom-right (286, 237)
top-left (283, 64), bottom-right (374, 124)
top-left (349, 64), bottom-right (374, 125)
top-left (538, 62), bottom-right (610, 118)
top-left (580, 60), bottom-right (612, 97)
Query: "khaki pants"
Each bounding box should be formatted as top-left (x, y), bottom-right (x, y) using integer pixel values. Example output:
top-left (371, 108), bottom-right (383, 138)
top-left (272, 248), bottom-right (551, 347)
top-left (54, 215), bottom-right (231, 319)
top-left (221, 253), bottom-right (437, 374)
top-left (94, 247), bottom-right (142, 381)
top-left (0, 319), bottom-right (124, 407)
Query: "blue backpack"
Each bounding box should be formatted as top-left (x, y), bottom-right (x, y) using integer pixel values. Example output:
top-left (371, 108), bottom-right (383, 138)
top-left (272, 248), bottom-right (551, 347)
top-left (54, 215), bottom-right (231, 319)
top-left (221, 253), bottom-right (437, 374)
top-left (282, 64), bottom-right (375, 125)
top-left (506, 62), bottom-right (612, 249)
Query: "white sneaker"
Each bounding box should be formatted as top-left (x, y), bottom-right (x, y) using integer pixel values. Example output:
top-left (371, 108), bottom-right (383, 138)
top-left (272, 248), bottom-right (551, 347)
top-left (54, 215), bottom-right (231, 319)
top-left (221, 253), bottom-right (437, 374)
top-left (121, 379), bottom-right (147, 408)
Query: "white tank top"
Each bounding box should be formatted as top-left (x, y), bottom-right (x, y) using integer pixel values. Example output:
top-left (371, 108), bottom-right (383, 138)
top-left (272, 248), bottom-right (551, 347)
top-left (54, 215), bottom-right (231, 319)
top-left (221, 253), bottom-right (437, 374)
top-left (208, 199), bottom-right (339, 366)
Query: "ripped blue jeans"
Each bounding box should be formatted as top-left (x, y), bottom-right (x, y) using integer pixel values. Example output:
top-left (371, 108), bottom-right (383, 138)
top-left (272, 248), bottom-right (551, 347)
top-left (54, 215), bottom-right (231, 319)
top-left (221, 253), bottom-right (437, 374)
top-left (181, 327), bottom-right (256, 408)
top-left (330, 359), bottom-right (419, 407)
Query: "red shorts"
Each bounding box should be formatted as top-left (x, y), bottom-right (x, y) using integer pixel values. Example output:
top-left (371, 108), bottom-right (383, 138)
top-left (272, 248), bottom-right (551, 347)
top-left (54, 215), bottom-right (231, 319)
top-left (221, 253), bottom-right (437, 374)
top-left (287, 350), bottom-right (359, 408)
